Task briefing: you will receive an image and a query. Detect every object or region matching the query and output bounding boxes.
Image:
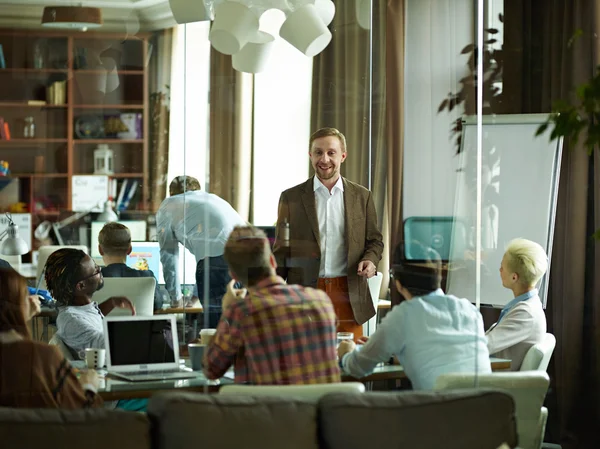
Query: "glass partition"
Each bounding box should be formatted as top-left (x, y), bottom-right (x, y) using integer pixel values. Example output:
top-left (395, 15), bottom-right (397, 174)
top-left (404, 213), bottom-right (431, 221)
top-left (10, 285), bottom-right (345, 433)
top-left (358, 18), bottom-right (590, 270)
top-left (0, 0), bottom-right (560, 419)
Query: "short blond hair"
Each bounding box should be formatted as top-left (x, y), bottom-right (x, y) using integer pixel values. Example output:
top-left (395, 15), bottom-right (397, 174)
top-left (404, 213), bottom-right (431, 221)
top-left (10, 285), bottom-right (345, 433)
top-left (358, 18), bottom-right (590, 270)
top-left (309, 127), bottom-right (347, 153)
top-left (224, 226), bottom-right (271, 287)
top-left (504, 238), bottom-right (548, 287)
top-left (98, 222), bottom-right (131, 256)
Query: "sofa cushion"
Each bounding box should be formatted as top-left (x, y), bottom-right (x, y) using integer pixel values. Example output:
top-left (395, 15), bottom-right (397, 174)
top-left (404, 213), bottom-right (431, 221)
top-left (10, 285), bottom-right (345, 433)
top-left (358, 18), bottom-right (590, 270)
top-left (318, 389), bottom-right (517, 449)
top-left (148, 392), bottom-right (319, 449)
top-left (0, 407), bottom-right (150, 449)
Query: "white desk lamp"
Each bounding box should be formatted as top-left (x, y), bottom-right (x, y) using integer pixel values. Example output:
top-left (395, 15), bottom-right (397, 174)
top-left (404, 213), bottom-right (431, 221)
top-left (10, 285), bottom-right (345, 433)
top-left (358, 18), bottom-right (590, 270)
top-left (0, 213), bottom-right (30, 265)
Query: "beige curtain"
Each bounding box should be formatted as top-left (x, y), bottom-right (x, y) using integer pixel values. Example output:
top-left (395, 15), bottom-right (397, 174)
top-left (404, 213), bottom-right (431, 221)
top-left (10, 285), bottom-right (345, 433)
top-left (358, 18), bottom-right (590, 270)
top-left (148, 28), bottom-right (173, 212)
top-left (311, 0), bottom-right (371, 188)
top-left (208, 50), bottom-right (253, 221)
top-left (384, 0), bottom-right (405, 304)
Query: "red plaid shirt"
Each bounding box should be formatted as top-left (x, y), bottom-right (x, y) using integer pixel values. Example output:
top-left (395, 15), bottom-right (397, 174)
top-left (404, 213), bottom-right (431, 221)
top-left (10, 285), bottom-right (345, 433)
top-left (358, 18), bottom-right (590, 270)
top-left (204, 276), bottom-right (341, 384)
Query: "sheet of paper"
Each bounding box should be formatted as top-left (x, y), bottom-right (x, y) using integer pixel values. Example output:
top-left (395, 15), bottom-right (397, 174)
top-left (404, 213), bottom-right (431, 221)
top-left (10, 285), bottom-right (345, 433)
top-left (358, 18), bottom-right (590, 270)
top-left (72, 175), bottom-right (108, 212)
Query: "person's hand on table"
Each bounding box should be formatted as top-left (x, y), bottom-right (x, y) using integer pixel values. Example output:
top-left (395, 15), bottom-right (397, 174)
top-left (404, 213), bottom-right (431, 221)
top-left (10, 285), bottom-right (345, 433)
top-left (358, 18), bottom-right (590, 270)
top-left (26, 295), bottom-right (41, 320)
top-left (79, 369), bottom-right (100, 389)
top-left (222, 280), bottom-right (247, 310)
top-left (110, 296), bottom-right (136, 315)
top-left (337, 340), bottom-right (356, 360)
top-left (357, 260), bottom-right (376, 278)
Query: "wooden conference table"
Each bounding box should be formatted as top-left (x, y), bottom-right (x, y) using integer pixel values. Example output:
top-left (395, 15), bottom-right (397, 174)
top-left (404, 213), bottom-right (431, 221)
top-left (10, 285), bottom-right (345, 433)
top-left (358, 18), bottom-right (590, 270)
top-left (94, 358), bottom-right (511, 401)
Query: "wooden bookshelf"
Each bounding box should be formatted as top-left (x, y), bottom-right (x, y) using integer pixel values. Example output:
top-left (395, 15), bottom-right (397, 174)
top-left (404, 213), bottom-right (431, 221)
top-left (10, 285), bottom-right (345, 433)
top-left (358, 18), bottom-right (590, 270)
top-left (0, 29), bottom-right (150, 222)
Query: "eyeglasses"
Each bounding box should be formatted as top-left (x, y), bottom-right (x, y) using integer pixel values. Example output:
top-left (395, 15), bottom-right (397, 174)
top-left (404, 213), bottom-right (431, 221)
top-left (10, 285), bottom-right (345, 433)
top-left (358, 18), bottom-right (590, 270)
top-left (78, 264), bottom-right (101, 284)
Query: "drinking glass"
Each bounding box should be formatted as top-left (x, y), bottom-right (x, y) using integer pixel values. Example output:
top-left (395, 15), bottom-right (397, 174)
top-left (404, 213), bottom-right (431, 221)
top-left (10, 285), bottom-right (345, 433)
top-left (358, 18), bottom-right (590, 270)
top-left (337, 332), bottom-right (354, 346)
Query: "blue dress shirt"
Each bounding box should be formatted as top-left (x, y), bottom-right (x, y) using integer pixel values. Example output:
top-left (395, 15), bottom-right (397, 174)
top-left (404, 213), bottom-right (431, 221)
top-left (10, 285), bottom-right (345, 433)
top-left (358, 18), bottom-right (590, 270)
top-left (341, 289), bottom-right (491, 390)
top-left (156, 191), bottom-right (246, 300)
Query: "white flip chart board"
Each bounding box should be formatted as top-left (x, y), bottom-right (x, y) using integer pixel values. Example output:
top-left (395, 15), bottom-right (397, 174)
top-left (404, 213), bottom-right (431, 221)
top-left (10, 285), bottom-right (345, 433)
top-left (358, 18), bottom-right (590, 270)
top-left (446, 114), bottom-right (563, 308)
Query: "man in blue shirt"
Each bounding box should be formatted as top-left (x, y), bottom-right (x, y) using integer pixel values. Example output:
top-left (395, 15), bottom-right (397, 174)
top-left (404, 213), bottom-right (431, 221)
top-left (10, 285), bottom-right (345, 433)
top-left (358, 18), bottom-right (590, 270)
top-left (338, 243), bottom-right (491, 390)
top-left (156, 176), bottom-right (246, 328)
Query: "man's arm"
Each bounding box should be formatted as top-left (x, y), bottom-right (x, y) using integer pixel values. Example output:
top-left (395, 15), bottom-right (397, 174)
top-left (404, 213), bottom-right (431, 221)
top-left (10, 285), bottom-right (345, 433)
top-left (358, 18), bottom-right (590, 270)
top-left (157, 206), bottom-right (181, 301)
top-left (203, 300), bottom-right (244, 379)
top-left (486, 308), bottom-right (535, 355)
top-left (360, 191), bottom-right (384, 266)
top-left (273, 191), bottom-right (290, 280)
top-left (341, 306), bottom-right (404, 378)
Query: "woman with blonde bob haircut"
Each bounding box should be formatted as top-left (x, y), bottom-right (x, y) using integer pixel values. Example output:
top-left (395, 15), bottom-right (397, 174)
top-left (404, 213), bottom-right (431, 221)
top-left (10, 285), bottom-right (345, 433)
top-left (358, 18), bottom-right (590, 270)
top-left (0, 268), bottom-right (102, 408)
top-left (486, 238), bottom-right (549, 370)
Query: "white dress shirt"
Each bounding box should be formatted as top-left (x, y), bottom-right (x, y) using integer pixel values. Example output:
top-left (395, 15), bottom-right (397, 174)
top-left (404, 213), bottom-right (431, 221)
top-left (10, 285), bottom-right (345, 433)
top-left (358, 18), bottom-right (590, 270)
top-left (156, 190), bottom-right (246, 300)
top-left (314, 176), bottom-right (347, 277)
top-left (341, 289), bottom-right (492, 390)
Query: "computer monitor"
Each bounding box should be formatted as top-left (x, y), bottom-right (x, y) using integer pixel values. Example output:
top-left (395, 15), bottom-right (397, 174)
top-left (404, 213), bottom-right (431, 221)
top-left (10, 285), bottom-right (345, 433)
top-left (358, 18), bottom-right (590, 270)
top-left (255, 226), bottom-right (276, 248)
top-left (90, 220), bottom-right (148, 259)
top-left (126, 241), bottom-right (197, 286)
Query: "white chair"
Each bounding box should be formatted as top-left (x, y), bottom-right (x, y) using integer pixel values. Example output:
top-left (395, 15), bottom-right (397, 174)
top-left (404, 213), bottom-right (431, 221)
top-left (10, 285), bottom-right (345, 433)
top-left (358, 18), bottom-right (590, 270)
top-left (49, 333), bottom-right (75, 361)
top-left (36, 245), bottom-right (88, 291)
top-left (219, 382), bottom-right (365, 403)
top-left (93, 277), bottom-right (156, 316)
top-left (363, 271), bottom-right (383, 336)
top-left (435, 371), bottom-right (550, 449)
top-left (520, 333), bottom-right (556, 372)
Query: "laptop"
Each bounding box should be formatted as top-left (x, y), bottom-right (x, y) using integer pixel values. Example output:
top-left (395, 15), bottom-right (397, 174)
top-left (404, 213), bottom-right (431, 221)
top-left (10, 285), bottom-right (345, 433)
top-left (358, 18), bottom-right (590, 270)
top-left (103, 315), bottom-right (198, 382)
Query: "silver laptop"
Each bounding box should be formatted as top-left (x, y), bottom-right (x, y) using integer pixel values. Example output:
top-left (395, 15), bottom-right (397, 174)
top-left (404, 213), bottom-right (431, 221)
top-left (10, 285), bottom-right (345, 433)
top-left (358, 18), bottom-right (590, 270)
top-left (103, 315), bottom-right (197, 382)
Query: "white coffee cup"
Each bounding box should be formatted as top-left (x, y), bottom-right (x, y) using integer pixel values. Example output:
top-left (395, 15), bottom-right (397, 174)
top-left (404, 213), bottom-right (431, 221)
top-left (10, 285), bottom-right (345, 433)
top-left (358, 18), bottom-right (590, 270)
top-left (85, 348), bottom-right (106, 369)
top-left (200, 328), bottom-right (217, 346)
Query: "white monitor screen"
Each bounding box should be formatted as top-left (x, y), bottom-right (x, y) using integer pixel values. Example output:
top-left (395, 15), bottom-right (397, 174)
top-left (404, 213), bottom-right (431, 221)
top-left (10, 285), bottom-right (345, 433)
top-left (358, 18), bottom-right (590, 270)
top-left (90, 220), bottom-right (147, 259)
top-left (125, 241), bottom-right (197, 286)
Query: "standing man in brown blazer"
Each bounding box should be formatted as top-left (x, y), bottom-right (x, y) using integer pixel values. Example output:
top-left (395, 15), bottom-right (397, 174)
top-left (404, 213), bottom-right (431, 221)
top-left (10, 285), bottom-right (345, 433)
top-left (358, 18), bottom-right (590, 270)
top-left (273, 127), bottom-right (384, 338)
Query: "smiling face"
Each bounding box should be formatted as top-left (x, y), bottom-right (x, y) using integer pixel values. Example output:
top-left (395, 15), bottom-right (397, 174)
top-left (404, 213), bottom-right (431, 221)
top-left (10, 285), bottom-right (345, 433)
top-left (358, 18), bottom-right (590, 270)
top-left (309, 135), bottom-right (347, 182)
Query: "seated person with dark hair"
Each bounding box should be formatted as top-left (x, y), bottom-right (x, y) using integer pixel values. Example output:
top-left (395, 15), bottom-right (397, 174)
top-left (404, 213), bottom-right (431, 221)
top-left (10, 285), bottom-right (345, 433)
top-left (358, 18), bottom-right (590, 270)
top-left (98, 222), bottom-right (162, 311)
top-left (338, 242), bottom-right (491, 390)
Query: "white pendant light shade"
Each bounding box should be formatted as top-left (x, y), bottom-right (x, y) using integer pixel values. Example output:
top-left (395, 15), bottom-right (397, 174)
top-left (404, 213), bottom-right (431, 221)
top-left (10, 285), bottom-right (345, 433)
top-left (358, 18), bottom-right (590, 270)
top-left (169, 0), bottom-right (212, 24)
top-left (280, 4), bottom-right (332, 57)
top-left (210, 1), bottom-right (260, 55)
top-left (233, 31), bottom-right (275, 73)
top-left (314, 0), bottom-right (335, 26)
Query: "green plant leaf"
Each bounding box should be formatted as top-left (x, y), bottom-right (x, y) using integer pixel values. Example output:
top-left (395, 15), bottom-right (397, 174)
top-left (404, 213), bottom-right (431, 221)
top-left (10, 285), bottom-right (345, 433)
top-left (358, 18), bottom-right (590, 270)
top-left (438, 99), bottom-right (449, 112)
top-left (535, 122), bottom-right (549, 136)
top-left (461, 44), bottom-right (475, 54)
top-left (592, 227), bottom-right (600, 241)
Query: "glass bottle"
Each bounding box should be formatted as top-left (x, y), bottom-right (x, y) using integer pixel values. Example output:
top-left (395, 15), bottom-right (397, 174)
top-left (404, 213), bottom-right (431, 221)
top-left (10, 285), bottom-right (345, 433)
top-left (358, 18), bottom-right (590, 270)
top-left (23, 117), bottom-right (35, 139)
top-left (33, 41), bottom-right (44, 69)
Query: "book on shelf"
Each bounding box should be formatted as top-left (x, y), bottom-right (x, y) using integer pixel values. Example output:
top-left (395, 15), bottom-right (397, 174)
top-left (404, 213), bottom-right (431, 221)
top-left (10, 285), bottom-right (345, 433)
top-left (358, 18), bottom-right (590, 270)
top-left (0, 45), bottom-right (5, 69)
top-left (3, 122), bottom-right (10, 140)
top-left (27, 100), bottom-right (47, 106)
top-left (0, 117), bottom-right (6, 140)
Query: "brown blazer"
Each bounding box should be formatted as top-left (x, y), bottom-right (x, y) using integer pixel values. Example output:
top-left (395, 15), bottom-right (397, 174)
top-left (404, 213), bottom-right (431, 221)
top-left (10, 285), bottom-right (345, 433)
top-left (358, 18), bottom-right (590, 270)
top-left (273, 176), bottom-right (384, 325)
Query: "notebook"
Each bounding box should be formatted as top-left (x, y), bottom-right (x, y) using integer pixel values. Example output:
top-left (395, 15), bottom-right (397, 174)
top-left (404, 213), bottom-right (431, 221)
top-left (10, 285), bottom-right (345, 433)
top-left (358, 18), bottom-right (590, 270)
top-left (103, 315), bottom-right (197, 382)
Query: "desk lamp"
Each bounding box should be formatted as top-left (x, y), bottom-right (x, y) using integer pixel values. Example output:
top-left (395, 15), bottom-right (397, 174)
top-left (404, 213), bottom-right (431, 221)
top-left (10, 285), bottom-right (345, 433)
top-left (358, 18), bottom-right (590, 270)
top-left (0, 213), bottom-right (30, 262)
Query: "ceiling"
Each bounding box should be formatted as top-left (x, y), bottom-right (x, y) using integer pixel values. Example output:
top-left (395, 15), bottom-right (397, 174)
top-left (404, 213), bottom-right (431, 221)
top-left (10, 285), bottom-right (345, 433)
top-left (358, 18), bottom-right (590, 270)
top-left (0, 0), bottom-right (178, 32)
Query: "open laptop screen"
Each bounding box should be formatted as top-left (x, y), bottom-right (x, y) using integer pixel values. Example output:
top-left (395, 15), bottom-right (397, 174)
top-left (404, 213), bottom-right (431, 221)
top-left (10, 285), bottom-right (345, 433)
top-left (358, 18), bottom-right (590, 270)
top-left (106, 316), bottom-right (176, 368)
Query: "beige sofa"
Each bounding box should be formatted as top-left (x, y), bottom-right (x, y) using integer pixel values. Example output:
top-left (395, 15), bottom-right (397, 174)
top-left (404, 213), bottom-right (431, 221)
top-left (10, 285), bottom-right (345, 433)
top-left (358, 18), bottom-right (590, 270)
top-left (0, 390), bottom-right (517, 449)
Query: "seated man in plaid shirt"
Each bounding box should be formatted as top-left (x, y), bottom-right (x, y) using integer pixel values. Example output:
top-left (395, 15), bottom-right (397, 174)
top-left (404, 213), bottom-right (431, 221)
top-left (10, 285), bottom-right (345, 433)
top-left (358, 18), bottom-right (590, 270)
top-left (203, 225), bottom-right (341, 384)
